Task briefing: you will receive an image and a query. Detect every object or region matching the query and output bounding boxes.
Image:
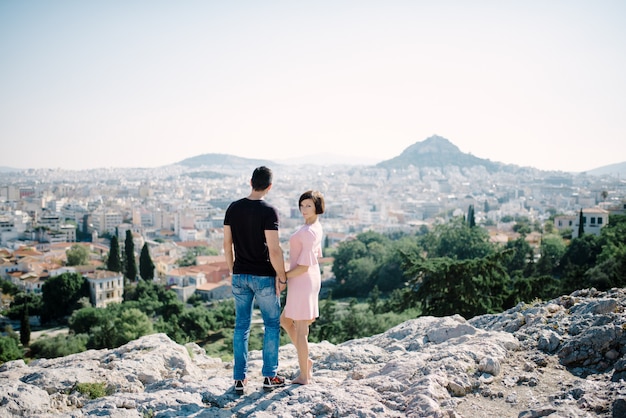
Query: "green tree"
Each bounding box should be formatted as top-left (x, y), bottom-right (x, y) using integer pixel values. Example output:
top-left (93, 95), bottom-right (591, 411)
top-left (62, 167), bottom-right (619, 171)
top-left (420, 217), bottom-right (495, 260)
top-left (577, 208), bottom-right (584, 238)
top-left (124, 279), bottom-right (170, 315)
top-left (208, 299), bottom-right (236, 329)
top-left (19, 303), bottom-right (30, 347)
top-left (84, 305), bottom-right (154, 349)
top-left (177, 245), bottom-right (217, 267)
top-left (40, 273), bottom-right (89, 324)
top-left (580, 215), bottom-right (626, 290)
top-left (467, 204), bottom-right (476, 228)
top-left (332, 231), bottom-right (391, 297)
top-left (88, 318), bottom-right (117, 349)
top-left (0, 278), bottom-right (19, 295)
top-left (113, 307), bottom-right (154, 346)
top-left (368, 285), bottom-right (381, 314)
top-left (333, 239), bottom-right (368, 287)
top-left (512, 222), bottom-right (531, 236)
top-left (503, 236), bottom-right (535, 278)
top-left (68, 307), bottom-right (109, 335)
top-left (7, 292), bottom-right (42, 320)
top-left (124, 230), bottom-right (137, 281)
top-left (158, 291), bottom-right (185, 321)
top-left (0, 335), bottom-right (22, 363)
top-left (558, 234), bottom-right (601, 294)
top-left (310, 292), bottom-right (340, 343)
top-left (177, 306), bottom-right (216, 342)
top-left (601, 190), bottom-right (609, 202)
top-left (340, 298), bottom-right (365, 339)
top-left (107, 235), bottom-right (122, 272)
top-left (402, 250), bottom-right (509, 318)
top-left (596, 214), bottom-right (626, 264)
top-left (29, 334), bottom-right (88, 359)
top-left (139, 243), bottom-right (155, 281)
top-left (371, 237), bottom-right (418, 292)
top-left (505, 275), bottom-right (561, 308)
top-left (66, 244), bottom-right (90, 266)
top-left (535, 234), bottom-right (566, 276)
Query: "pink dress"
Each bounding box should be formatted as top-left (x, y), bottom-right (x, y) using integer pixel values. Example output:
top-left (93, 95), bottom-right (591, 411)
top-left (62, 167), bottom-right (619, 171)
top-left (283, 220), bottom-right (323, 321)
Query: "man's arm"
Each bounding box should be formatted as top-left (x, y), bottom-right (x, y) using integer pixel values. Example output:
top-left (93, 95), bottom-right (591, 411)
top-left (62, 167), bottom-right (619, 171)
top-left (223, 225), bottom-right (234, 274)
top-left (265, 229), bottom-right (286, 294)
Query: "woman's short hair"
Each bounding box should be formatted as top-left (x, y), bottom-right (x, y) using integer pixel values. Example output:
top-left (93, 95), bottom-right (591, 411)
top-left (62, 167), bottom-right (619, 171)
top-left (299, 190), bottom-right (325, 214)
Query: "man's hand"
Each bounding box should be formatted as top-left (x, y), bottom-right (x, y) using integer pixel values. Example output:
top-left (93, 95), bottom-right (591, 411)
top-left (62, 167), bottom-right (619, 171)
top-left (275, 277), bottom-right (287, 296)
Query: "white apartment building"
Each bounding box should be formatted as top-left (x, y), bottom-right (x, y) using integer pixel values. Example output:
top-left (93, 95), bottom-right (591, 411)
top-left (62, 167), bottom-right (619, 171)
top-left (39, 213), bottom-right (61, 230)
top-left (554, 215), bottom-right (576, 233)
top-left (0, 185), bottom-right (20, 202)
top-left (132, 208), bottom-right (154, 227)
top-left (91, 209), bottom-right (123, 235)
top-left (174, 210), bottom-right (196, 237)
top-left (85, 270), bottom-right (124, 308)
top-left (178, 227), bottom-right (199, 241)
top-left (167, 269), bottom-right (207, 302)
top-left (572, 207), bottom-right (609, 238)
top-left (61, 203), bottom-right (89, 225)
top-left (41, 226), bottom-right (76, 243)
top-left (0, 216), bottom-right (18, 246)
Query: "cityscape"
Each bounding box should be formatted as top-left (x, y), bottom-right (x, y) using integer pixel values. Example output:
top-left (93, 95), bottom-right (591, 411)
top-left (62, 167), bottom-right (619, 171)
top-left (1, 136), bottom-right (626, 308)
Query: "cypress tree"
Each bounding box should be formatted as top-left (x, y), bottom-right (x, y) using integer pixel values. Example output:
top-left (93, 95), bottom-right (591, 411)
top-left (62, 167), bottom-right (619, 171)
top-left (139, 243), bottom-right (155, 281)
top-left (20, 302), bottom-right (30, 347)
top-left (124, 230), bottom-right (138, 281)
top-left (578, 208), bottom-right (585, 238)
top-left (467, 204), bottom-right (476, 228)
top-left (107, 235), bottom-right (122, 272)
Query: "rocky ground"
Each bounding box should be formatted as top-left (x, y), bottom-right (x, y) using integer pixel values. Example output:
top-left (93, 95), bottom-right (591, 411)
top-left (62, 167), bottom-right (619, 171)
top-left (1, 287), bottom-right (625, 417)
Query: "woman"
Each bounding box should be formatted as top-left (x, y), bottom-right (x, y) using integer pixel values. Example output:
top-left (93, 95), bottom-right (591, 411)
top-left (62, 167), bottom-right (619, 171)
top-left (279, 190), bottom-right (325, 385)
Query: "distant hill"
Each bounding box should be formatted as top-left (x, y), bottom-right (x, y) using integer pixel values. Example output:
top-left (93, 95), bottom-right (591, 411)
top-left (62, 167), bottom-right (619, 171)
top-left (0, 166), bottom-right (21, 173)
top-left (376, 135), bottom-right (501, 171)
top-left (174, 153), bottom-right (274, 169)
top-left (173, 140), bottom-right (624, 176)
top-left (585, 161), bottom-right (626, 177)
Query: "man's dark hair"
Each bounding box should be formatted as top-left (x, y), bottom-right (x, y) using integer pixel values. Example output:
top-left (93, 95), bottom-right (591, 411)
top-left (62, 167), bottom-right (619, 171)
top-left (251, 166), bottom-right (273, 191)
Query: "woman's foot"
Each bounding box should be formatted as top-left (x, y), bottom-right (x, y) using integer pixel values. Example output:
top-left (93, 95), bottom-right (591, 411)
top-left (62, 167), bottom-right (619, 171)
top-left (292, 359), bottom-right (314, 385)
top-left (291, 374), bottom-right (311, 385)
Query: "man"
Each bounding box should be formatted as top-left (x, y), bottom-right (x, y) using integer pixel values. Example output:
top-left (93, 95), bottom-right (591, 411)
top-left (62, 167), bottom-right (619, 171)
top-left (223, 166), bottom-right (287, 394)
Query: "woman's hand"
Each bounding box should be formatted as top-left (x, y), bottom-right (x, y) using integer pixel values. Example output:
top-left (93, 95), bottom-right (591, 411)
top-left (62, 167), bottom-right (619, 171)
top-left (276, 277), bottom-right (287, 295)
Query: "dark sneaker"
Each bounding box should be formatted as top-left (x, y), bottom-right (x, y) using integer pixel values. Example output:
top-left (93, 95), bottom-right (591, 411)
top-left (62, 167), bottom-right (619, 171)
top-left (234, 379), bottom-right (247, 395)
top-left (262, 375), bottom-right (285, 390)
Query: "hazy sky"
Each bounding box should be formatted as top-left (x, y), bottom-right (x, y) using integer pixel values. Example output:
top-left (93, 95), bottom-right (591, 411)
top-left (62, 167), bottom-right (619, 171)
top-left (1, 1), bottom-right (625, 172)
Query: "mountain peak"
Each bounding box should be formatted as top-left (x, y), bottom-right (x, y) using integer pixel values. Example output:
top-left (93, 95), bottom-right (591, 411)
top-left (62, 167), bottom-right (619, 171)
top-left (400, 135), bottom-right (461, 156)
top-left (377, 135), bottom-right (498, 171)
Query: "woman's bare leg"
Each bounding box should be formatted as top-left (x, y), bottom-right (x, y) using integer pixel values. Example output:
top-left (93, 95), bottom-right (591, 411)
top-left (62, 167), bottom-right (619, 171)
top-left (280, 312), bottom-right (296, 343)
top-left (291, 319), bottom-right (313, 385)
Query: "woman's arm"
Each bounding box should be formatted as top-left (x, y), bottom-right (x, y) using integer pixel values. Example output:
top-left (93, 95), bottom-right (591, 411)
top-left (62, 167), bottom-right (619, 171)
top-left (286, 264), bottom-right (309, 279)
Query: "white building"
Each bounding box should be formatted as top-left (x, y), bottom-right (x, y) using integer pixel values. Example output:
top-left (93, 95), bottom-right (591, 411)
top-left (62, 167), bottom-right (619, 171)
top-left (85, 270), bottom-right (124, 308)
top-left (91, 209), bottom-right (123, 235)
top-left (572, 207), bottom-right (609, 238)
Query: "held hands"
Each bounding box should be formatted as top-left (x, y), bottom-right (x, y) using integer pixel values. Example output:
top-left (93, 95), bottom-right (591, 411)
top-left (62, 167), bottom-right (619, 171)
top-left (276, 276), bottom-right (287, 295)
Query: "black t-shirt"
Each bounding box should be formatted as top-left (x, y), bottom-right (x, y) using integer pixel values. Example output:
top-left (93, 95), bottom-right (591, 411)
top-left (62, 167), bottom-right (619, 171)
top-left (224, 198), bottom-right (279, 276)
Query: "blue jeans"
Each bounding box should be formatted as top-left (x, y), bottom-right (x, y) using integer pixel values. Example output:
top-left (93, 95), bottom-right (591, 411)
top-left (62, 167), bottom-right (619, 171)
top-left (232, 274), bottom-right (281, 380)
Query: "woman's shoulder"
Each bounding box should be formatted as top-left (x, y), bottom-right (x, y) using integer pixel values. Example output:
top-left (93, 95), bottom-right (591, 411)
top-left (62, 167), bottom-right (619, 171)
top-left (306, 221), bottom-right (323, 237)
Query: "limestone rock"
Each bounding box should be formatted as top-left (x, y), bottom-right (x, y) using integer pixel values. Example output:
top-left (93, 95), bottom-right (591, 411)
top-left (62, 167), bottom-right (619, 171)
top-left (1, 288), bottom-right (625, 417)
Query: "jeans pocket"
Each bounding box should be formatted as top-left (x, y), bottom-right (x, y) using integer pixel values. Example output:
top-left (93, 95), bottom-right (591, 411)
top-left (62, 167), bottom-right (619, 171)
top-left (256, 278), bottom-right (276, 297)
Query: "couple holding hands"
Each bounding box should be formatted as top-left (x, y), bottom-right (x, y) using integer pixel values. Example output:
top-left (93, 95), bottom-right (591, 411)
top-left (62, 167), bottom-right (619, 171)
top-left (223, 166), bottom-right (325, 394)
